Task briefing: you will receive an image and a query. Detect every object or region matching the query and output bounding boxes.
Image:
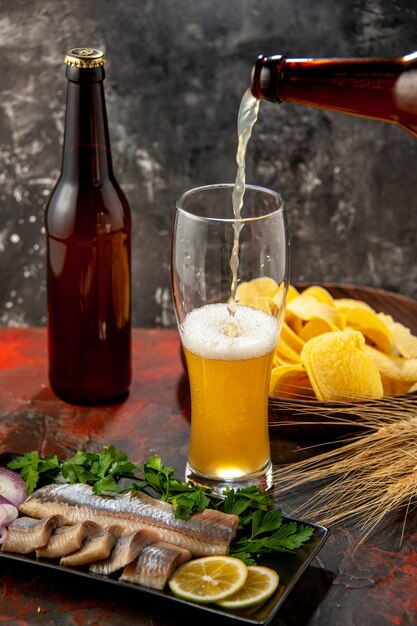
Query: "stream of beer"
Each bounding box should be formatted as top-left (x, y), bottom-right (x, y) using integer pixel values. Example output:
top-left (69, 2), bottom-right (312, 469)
top-left (227, 88), bottom-right (260, 337)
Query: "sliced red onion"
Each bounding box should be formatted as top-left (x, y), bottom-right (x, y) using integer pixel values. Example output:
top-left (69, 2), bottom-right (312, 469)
top-left (0, 501), bottom-right (18, 527)
top-left (0, 466), bottom-right (27, 508)
top-left (0, 495), bottom-right (14, 506)
top-left (0, 526), bottom-right (7, 545)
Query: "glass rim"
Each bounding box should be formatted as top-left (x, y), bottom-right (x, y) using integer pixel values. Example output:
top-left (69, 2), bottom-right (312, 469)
top-left (176, 183), bottom-right (285, 223)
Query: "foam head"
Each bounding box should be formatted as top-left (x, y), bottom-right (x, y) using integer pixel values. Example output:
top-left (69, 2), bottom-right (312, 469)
top-left (181, 303), bottom-right (278, 360)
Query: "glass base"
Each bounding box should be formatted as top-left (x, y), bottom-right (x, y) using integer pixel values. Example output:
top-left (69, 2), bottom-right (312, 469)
top-left (185, 458), bottom-right (273, 497)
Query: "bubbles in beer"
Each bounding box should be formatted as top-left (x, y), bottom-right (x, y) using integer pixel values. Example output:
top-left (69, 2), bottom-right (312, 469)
top-left (182, 303), bottom-right (278, 361)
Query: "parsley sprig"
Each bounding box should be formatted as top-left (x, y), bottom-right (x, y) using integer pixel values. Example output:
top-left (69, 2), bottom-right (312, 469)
top-left (229, 509), bottom-right (314, 564)
top-left (60, 447), bottom-right (138, 494)
top-left (210, 487), bottom-right (313, 564)
top-left (220, 485), bottom-right (273, 525)
top-left (7, 450), bottom-right (60, 494)
top-left (130, 455), bottom-right (211, 519)
top-left (8, 447), bottom-right (314, 564)
top-left (8, 446), bottom-right (137, 496)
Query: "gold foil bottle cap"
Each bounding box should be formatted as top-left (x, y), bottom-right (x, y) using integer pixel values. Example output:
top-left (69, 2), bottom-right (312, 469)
top-left (64, 48), bottom-right (105, 68)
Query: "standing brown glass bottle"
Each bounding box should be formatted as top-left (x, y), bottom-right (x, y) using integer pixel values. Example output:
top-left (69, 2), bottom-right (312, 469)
top-left (46, 48), bottom-right (131, 404)
top-left (251, 51), bottom-right (417, 138)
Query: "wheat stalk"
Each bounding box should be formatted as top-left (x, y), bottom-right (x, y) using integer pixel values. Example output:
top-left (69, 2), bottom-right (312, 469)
top-left (270, 396), bottom-right (417, 538)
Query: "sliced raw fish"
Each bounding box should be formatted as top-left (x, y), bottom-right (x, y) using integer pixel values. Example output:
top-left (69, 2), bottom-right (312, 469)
top-left (89, 527), bottom-right (160, 575)
top-left (60, 525), bottom-right (120, 567)
top-left (120, 541), bottom-right (192, 590)
top-left (1, 515), bottom-right (67, 554)
top-left (20, 483), bottom-right (239, 556)
top-left (36, 520), bottom-right (100, 559)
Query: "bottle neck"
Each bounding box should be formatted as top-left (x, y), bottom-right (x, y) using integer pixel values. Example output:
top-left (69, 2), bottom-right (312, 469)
top-left (61, 68), bottom-right (114, 183)
top-left (251, 53), bottom-right (417, 131)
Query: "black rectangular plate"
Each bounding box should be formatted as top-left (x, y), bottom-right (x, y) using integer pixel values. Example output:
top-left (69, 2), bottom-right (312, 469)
top-left (0, 452), bottom-right (329, 625)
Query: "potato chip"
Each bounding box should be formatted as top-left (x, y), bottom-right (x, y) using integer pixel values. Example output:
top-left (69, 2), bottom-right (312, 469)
top-left (364, 345), bottom-right (417, 383)
top-left (239, 295), bottom-right (274, 315)
top-left (286, 284), bottom-right (300, 302)
top-left (236, 278), bottom-right (282, 316)
top-left (272, 352), bottom-right (291, 368)
top-left (299, 318), bottom-right (340, 342)
top-left (377, 313), bottom-right (417, 359)
top-left (237, 277), bottom-right (279, 299)
top-left (280, 322), bottom-right (305, 354)
top-left (301, 330), bottom-right (384, 401)
top-left (286, 315), bottom-right (303, 336)
top-left (379, 374), bottom-right (395, 396)
top-left (271, 284), bottom-right (287, 313)
top-left (269, 364), bottom-right (314, 399)
top-left (274, 338), bottom-right (301, 364)
top-left (335, 298), bottom-right (374, 313)
top-left (345, 309), bottom-right (393, 354)
top-left (380, 376), bottom-right (415, 396)
top-left (286, 295), bottom-right (343, 328)
top-left (301, 286), bottom-right (336, 307)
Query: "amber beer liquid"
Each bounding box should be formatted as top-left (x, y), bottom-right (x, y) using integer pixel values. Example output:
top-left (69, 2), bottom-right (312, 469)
top-left (182, 303), bottom-right (278, 479)
top-left (251, 51), bottom-right (417, 137)
top-left (46, 48), bottom-right (131, 404)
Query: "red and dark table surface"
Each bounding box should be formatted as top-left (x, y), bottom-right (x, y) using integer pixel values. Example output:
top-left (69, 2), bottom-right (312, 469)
top-left (1, 284), bottom-right (417, 625)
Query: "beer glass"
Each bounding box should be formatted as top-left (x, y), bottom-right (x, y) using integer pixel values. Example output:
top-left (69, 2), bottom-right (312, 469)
top-left (171, 184), bottom-right (289, 494)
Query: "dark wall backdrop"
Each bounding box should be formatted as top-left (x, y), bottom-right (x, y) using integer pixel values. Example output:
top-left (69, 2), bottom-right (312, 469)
top-left (1, 0), bottom-right (416, 328)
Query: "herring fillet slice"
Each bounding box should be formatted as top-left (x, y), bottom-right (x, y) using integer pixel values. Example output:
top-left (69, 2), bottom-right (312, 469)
top-left (89, 528), bottom-right (160, 575)
top-left (60, 525), bottom-right (120, 567)
top-left (1, 515), bottom-right (67, 554)
top-left (36, 520), bottom-right (102, 559)
top-left (19, 484), bottom-right (239, 556)
top-left (120, 541), bottom-right (192, 590)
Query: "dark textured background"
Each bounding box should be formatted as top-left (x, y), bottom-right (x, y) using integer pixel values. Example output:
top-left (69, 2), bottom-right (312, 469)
top-left (1, 0), bottom-right (416, 328)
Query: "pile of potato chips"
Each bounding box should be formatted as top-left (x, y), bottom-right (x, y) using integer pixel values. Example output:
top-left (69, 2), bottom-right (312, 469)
top-left (235, 278), bottom-right (417, 402)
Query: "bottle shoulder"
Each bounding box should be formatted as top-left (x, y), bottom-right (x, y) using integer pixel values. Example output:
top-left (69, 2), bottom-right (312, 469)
top-left (46, 177), bottom-right (131, 238)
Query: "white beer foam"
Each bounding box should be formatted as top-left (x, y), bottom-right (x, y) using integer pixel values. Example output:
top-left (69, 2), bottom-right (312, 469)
top-left (182, 303), bottom-right (278, 361)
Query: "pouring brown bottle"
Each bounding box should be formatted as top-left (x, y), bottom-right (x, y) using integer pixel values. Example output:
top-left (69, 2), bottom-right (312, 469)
top-left (45, 48), bottom-right (131, 404)
top-left (251, 51), bottom-right (417, 138)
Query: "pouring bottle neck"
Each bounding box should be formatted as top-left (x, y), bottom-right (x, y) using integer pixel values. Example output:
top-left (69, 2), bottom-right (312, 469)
top-left (251, 52), bottom-right (417, 136)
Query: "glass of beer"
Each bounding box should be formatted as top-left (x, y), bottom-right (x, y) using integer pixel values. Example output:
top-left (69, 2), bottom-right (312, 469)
top-left (171, 184), bottom-right (289, 494)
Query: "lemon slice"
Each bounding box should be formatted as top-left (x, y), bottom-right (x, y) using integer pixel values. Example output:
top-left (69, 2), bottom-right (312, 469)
top-left (216, 565), bottom-right (279, 609)
top-left (168, 556), bottom-right (248, 603)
